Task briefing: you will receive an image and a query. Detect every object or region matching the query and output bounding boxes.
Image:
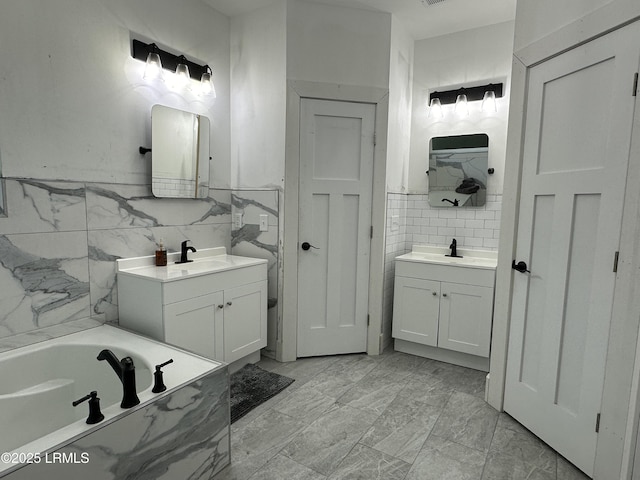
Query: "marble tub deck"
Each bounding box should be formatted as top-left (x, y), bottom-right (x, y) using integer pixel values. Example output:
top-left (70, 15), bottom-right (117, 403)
top-left (218, 350), bottom-right (590, 480)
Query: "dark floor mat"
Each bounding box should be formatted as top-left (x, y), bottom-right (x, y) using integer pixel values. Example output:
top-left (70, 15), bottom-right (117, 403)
top-left (230, 363), bottom-right (294, 423)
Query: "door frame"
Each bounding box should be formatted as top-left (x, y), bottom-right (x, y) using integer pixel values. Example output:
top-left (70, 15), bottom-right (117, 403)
top-left (280, 80), bottom-right (389, 362)
top-left (488, 16), bottom-right (640, 479)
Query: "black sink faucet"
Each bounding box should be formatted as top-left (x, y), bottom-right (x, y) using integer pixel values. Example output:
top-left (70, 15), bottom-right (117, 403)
top-left (446, 238), bottom-right (463, 258)
top-left (97, 350), bottom-right (140, 409)
top-left (176, 240), bottom-right (196, 264)
top-left (442, 198), bottom-right (459, 206)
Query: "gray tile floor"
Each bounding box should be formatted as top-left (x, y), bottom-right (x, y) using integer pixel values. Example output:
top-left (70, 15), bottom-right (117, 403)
top-left (218, 350), bottom-right (591, 480)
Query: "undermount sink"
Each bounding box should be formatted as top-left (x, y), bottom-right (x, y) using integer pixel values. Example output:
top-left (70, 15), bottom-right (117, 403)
top-left (116, 247), bottom-right (267, 281)
top-left (396, 245), bottom-right (497, 270)
top-left (169, 258), bottom-right (226, 272)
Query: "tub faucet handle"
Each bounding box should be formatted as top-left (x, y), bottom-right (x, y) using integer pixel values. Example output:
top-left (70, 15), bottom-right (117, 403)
top-left (152, 358), bottom-right (174, 393)
top-left (73, 391), bottom-right (105, 424)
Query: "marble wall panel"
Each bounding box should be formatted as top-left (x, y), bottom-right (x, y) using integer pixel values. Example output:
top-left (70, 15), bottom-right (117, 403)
top-left (0, 232), bottom-right (90, 337)
top-left (4, 367), bottom-right (230, 480)
top-left (0, 180), bottom-right (86, 234)
top-left (0, 178), bottom-right (234, 340)
top-left (0, 318), bottom-right (101, 354)
top-left (230, 190), bottom-right (280, 356)
top-left (86, 184), bottom-right (231, 230)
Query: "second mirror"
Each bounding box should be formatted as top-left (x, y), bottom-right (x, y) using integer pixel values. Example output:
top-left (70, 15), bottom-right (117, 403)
top-left (428, 133), bottom-right (488, 207)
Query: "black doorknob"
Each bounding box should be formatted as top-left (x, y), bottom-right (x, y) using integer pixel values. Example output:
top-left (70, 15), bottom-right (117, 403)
top-left (301, 242), bottom-right (319, 251)
top-left (512, 260), bottom-right (530, 273)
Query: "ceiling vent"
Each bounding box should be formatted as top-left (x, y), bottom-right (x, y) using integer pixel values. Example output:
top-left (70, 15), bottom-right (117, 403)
top-left (421, 0), bottom-right (448, 6)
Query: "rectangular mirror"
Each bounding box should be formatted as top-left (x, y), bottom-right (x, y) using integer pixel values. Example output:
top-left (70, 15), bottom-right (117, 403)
top-left (151, 105), bottom-right (210, 198)
top-left (428, 133), bottom-right (488, 207)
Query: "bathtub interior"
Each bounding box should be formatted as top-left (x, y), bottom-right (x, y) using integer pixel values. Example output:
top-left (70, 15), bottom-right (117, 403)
top-left (0, 325), bottom-right (224, 468)
top-left (0, 344), bottom-right (152, 453)
top-left (0, 344), bottom-right (152, 396)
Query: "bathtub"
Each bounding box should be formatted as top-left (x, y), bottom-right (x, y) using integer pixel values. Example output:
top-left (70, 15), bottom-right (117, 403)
top-left (0, 324), bottom-right (227, 476)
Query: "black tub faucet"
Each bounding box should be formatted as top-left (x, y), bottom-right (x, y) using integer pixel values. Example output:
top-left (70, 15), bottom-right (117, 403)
top-left (176, 240), bottom-right (196, 264)
top-left (97, 349), bottom-right (140, 409)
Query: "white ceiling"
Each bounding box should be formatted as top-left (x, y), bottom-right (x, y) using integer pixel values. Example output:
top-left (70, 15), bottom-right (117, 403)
top-left (203, 0), bottom-right (516, 40)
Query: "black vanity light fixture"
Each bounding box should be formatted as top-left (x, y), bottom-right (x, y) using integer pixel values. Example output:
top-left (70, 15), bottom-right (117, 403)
top-left (428, 82), bottom-right (504, 116)
top-left (131, 39), bottom-right (216, 96)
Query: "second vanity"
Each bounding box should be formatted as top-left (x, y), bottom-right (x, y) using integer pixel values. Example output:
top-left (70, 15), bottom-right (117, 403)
top-left (117, 247), bottom-right (267, 370)
top-left (392, 245), bottom-right (497, 371)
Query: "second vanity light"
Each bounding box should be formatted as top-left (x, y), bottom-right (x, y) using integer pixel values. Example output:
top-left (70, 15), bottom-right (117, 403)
top-left (428, 82), bottom-right (503, 117)
top-left (132, 39), bottom-right (216, 97)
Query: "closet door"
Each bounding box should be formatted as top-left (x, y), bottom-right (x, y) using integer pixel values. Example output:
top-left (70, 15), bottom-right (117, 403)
top-left (504, 23), bottom-right (640, 476)
top-left (297, 99), bottom-right (375, 357)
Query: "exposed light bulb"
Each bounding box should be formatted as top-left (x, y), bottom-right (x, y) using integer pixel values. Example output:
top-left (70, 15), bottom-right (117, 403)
top-left (481, 90), bottom-right (497, 113)
top-left (200, 67), bottom-right (216, 97)
top-left (143, 50), bottom-right (163, 81)
top-left (455, 94), bottom-right (469, 116)
top-left (428, 98), bottom-right (443, 118)
top-left (174, 58), bottom-right (191, 90)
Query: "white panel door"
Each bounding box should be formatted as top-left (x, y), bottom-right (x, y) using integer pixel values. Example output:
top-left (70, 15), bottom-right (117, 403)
top-left (297, 98), bottom-right (375, 357)
top-left (505, 24), bottom-right (640, 476)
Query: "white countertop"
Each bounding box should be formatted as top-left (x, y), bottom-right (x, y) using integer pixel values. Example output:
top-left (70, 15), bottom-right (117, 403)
top-left (116, 247), bottom-right (267, 282)
top-left (396, 245), bottom-right (498, 270)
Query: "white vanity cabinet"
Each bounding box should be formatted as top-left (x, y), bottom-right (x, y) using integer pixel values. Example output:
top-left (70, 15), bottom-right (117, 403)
top-left (116, 248), bottom-right (267, 366)
top-left (392, 246), bottom-right (496, 371)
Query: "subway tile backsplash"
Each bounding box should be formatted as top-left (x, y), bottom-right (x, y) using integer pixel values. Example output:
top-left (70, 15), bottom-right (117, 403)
top-left (388, 192), bottom-right (502, 251)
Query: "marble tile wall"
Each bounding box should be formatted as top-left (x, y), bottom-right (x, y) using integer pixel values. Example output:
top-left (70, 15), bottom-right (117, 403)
top-left (0, 318), bottom-right (102, 354)
top-left (230, 189), bottom-right (281, 357)
top-left (4, 365), bottom-right (230, 479)
top-left (0, 178), bottom-right (231, 340)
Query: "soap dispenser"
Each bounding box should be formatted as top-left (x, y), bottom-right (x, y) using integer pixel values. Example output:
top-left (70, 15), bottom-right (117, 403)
top-left (155, 239), bottom-right (167, 266)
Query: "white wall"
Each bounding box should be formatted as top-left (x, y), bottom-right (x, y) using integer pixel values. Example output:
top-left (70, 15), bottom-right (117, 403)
top-left (230, 1), bottom-right (287, 188)
top-left (409, 21), bottom-right (514, 195)
top-left (514, 0), bottom-right (640, 52)
top-left (286, 0), bottom-right (391, 88)
top-left (515, 0), bottom-right (608, 51)
top-left (0, 0), bottom-right (230, 187)
top-left (0, 0), bottom-right (232, 337)
top-left (386, 16), bottom-right (414, 192)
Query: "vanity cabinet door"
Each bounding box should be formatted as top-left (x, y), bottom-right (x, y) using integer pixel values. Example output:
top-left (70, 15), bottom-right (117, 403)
top-left (223, 281), bottom-right (268, 363)
top-left (437, 282), bottom-right (493, 357)
top-left (392, 277), bottom-right (440, 346)
top-left (164, 291), bottom-right (224, 361)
